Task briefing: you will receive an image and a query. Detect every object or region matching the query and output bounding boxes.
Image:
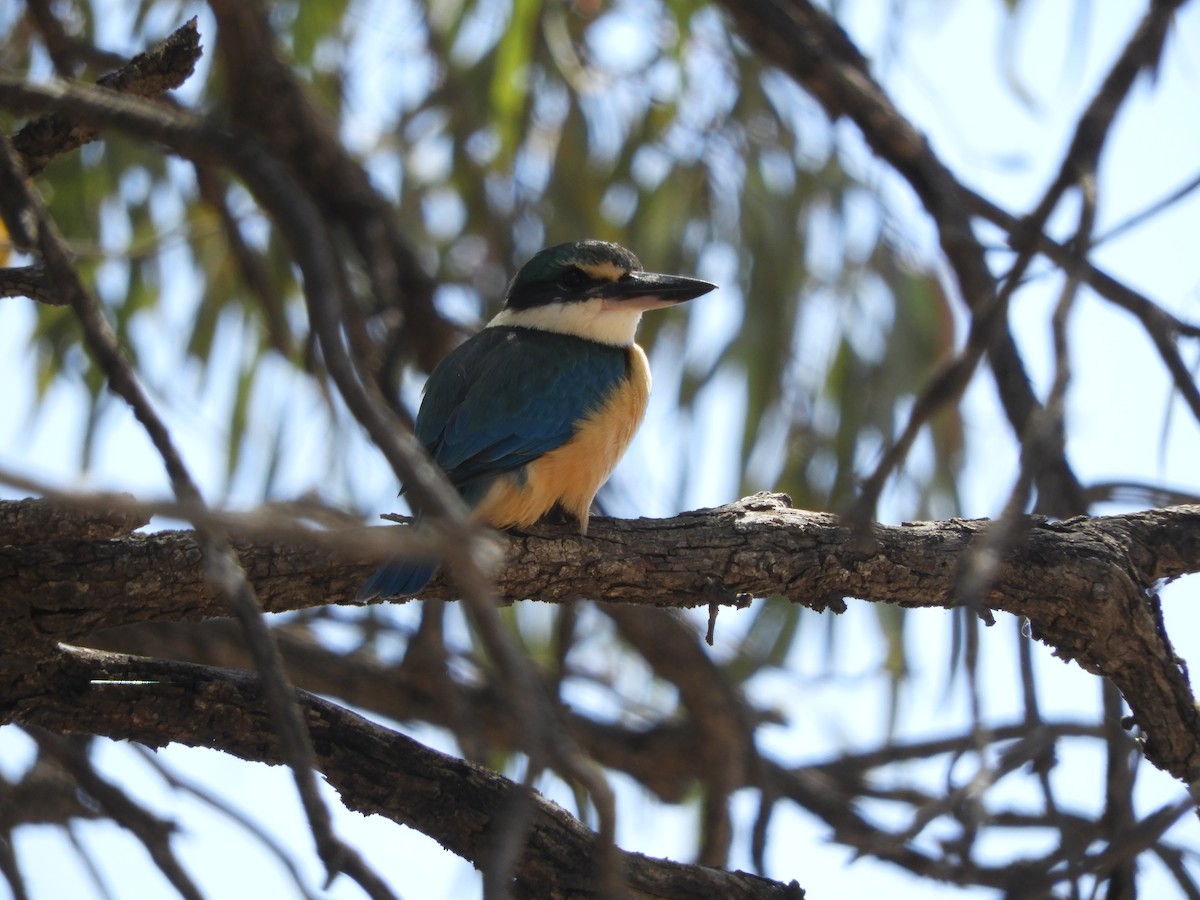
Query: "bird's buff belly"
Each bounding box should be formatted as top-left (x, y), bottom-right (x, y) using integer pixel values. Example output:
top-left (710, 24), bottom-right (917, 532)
top-left (473, 346), bottom-right (651, 534)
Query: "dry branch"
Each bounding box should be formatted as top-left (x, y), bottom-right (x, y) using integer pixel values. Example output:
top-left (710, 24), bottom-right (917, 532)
top-left (12, 644), bottom-right (805, 900)
top-left (714, 0), bottom-right (1093, 516)
top-left (207, 0), bottom-right (455, 373)
top-left (10, 18), bottom-right (202, 177)
top-left (3, 493), bottom-right (1199, 784)
top-left (1, 41), bottom-right (396, 893)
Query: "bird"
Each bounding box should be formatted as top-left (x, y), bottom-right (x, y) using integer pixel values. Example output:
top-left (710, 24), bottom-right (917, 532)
top-left (358, 239), bottom-right (716, 600)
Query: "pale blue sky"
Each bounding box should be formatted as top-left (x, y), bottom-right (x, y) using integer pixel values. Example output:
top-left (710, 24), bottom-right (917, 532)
top-left (2, 1), bottom-right (1200, 898)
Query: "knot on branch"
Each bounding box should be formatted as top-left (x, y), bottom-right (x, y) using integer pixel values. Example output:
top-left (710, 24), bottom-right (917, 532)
top-left (725, 492), bottom-right (795, 514)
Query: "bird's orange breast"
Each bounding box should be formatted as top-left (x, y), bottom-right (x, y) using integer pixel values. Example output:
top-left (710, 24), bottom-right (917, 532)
top-left (473, 344), bottom-right (652, 533)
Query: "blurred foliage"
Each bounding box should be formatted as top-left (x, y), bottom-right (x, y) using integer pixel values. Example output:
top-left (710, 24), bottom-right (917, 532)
top-left (1, 0), bottom-right (968, 725)
top-left (1, 0), bottom-right (964, 517)
top-left (11, 2), bottom-right (1184, 894)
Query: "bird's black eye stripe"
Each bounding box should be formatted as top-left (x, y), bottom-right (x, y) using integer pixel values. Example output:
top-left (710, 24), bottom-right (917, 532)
top-left (558, 266), bottom-right (587, 290)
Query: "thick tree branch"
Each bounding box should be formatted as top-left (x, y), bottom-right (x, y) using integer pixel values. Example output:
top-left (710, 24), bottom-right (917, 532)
top-left (0, 493), bottom-right (147, 543)
top-left (3, 493), bottom-right (1199, 783)
top-left (11, 645), bottom-right (805, 900)
top-left (24, 619), bottom-right (1168, 893)
top-left (0, 265), bottom-right (58, 304)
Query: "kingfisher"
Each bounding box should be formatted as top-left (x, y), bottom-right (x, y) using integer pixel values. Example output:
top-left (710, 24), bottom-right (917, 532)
top-left (359, 239), bottom-right (716, 600)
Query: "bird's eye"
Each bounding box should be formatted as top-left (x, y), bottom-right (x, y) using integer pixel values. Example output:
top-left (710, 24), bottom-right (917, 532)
top-left (558, 267), bottom-right (587, 291)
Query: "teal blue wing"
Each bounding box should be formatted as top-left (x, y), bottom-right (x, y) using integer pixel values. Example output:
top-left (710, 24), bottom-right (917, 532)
top-left (361, 327), bottom-right (629, 601)
top-left (415, 326), bottom-right (629, 500)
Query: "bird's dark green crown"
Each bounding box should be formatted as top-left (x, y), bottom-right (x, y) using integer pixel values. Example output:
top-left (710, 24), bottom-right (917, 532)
top-left (502, 240), bottom-right (714, 311)
top-left (503, 241), bottom-right (641, 310)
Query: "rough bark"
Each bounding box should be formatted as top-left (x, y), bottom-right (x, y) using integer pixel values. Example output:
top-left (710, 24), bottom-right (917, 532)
top-left (3, 493), bottom-right (1198, 785)
top-left (11, 644), bottom-right (804, 900)
top-left (11, 18), bottom-right (202, 177)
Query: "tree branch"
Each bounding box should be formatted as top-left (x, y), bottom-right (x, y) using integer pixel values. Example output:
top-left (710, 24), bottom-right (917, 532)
top-left (716, 0), bottom-right (1093, 516)
top-left (1, 80), bottom-right (397, 898)
top-left (13, 645), bottom-right (806, 900)
top-left (206, 0), bottom-right (455, 374)
top-left (3, 493), bottom-right (1199, 782)
top-left (0, 71), bottom-right (637, 891)
top-left (11, 18), bottom-right (202, 177)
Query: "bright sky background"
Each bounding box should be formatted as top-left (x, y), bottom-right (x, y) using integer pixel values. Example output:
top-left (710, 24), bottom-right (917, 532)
top-left (2, 1), bottom-right (1200, 898)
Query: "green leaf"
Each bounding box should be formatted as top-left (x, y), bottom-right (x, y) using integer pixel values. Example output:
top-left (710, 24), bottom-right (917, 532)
top-left (490, 0), bottom-right (542, 164)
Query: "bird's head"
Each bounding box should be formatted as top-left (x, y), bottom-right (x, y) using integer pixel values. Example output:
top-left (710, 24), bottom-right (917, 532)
top-left (489, 240), bottom-right (716, 346)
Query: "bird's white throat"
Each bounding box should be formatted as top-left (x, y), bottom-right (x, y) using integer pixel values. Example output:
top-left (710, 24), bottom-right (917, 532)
top-left (488, 298), bottom-right (645, 346)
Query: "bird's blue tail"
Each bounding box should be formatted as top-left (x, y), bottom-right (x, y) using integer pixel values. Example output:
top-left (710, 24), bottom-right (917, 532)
top-left (357, 558), bottom-right (439, 601)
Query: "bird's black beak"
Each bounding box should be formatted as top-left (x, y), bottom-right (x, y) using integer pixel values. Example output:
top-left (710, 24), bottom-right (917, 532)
top-left (597, 270), bottom-right (717, 310)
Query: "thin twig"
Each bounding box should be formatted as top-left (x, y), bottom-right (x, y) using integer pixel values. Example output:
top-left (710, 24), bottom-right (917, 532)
top-left (64, 825), bottom-right (117, 900)
top-left (1152, 843), bottom-right (1200, 900)
top-left (0, 128), bottom-right (395, 900)
top-left (1100, 678), bottom-right (1139, 897)
top-left (28, 730), bottom-right (203, 900)
top-left (12, 18), bottom-right (203, 177)
top-left (132, 746), bottom-right (323, 900)
top-left (1094, 167), bottom-right (1200, 248)
top-left (0, 64), bottom-right (624, 897)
